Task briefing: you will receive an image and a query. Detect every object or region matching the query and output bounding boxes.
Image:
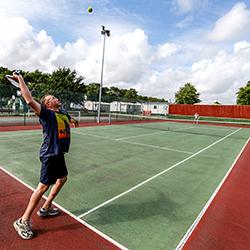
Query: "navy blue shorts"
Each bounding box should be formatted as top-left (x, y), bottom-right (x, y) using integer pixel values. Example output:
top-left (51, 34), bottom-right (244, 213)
top-left (40, 154), bottom-right (68, 185)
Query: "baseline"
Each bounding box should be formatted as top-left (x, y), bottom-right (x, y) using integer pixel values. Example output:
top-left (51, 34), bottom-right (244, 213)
top-left (115, 125), bottom-right (195, 141)
top-left (73, 130), bottom-right (193, 154)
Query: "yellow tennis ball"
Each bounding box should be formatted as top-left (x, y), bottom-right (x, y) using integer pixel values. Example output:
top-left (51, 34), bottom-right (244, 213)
top-left (88, 6), bottom-right (93, 13)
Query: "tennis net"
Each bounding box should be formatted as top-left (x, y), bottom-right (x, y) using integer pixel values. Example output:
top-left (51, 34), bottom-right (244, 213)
top-left (108, 113), bottom-right (250, 139)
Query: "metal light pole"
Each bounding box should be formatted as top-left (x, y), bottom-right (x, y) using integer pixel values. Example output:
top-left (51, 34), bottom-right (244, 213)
top-left (97, 25), bottom-right (110, 123)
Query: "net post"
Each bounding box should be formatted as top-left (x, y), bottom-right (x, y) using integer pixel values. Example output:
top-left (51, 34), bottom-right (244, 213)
top-left (108, 113), bottom-right (111, 125)
top-left (78, 111), bottom-right (81, 122)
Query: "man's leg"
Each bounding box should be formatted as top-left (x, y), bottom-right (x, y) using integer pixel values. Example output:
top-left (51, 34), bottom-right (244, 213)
top-left (41, 176), bottom-right (67, 209)
top-left (22, 182), bottom-right (49, 221)
top-left (13, 182), bottom-right (49, 239)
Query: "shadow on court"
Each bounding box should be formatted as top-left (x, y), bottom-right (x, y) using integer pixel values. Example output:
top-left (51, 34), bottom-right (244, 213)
top-left (75, 188), bottom-right (182, 226)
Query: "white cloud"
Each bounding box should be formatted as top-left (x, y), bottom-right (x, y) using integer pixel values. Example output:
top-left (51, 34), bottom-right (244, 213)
top-left (176, 16), bottom-right (194, 28)
top-left (177, 0), bottom-right (193, 13)
top-left (136, 39), bottom-right (250, 104)
top-left (0, 0), bottom-right (65, 21)
top-left (0, 17), bottom-right (57, 71)
top-left (0, 14), bottom-right (250, 104)
top-left (191, 42), bottom-right (250, 103)
top-left (209, 2), bottom-right (250, 42)
top-left (0, 0), bottom-right (143, 46)
top-left (75, 43), bottom-right (105, 82)
top-left (94, 29), bottom-right (151, 84)
top-left (234, 40), bottom-right (250, 53)
top-left (137, 68), bottom-right (191, 101)
top-left (52, 39), bottom-right (89, 69)
top-left (155, 43), bottom-right (178, 60)
top-left (172, 0), bottom-right (207, 14)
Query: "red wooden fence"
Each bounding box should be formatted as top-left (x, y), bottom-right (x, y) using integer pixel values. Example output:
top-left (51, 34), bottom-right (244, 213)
top-left (169, 104), bottom-right (250, 119)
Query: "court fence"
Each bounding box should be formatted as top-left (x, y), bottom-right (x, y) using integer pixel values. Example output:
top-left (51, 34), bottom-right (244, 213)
top-left (2, 88), bottom-right (250, 127)
top-left (169, 104), bottom-right (250, 119)
top-left (0, 90), bottom-right (168, 126)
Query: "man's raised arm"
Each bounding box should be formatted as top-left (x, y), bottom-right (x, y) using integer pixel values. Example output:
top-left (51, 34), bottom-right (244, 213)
top-left (13, 73), bottom-right (41, 115)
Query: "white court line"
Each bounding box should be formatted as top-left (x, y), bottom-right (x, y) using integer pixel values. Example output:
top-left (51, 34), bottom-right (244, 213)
top-left (73, 130), bottom-right (193, 154)
top-left (0, 131), bottom-right (41, 138)
top-left (115, 130), bottom-right (170, 141)
top-left (0, 127), bottom-right (80, 138)
top-left (114, 121), bottom-right (239, 142)
top-left (175, 136), bottom-right (250, 250)
top-left (0, 127), bottom-right (83, 139)
top-left (78, 128), bottom-right (241, 218)
top-left (0, 166), bottom-right (128, 250)
top-left (194, 125), bottom-right (238, 132)
top-left (118, 140), bottom-right (193, 155)
top-left (73, 131), bottom-right (111, 140)
top-left (115, 126), bottom-right (194, 141)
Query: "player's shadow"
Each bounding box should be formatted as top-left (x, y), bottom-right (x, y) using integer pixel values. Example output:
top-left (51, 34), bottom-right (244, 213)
top-left (35, 215), bottom-right (84, 236)
top-left (74, 188), bottom-right (182, 226)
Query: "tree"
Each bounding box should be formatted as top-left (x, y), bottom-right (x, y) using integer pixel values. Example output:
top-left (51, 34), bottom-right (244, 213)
top-left (213, 100), bottom-right (221, 105)
top-left (175, 83), bottom-right (201, 104)
top-left (0, 66), bottom-right (169, 106)
top-left (16, 68), bottom-right (86, 106)
top-left (1, 68), bottom-right (86, 108)
top-left (51, 68), bottom-right (85, 91)
top-left (137, 95), bottom-right (167, 103)
top-left (23, 70), bottom-right (51, 101)
top-left (85, 83), bottom-right (100, 101)
top-left (124, 88), bottom-right (138, 100)
top-left (236, 81), bottom-right (250, 105)
top-left (107, 86), bottom-right (121, 97)
top-left (0, 67), bottom-right (23, 110)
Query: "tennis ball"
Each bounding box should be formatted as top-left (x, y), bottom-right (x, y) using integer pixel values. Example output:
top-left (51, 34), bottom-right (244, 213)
top-left (88, 6), bottom-right (93, 13)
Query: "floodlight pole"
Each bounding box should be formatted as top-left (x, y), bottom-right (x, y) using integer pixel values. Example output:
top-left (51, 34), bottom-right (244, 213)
top-left (97, 26), bottom-right (110, 123)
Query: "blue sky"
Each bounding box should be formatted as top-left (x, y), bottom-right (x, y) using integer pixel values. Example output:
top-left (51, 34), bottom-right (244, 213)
top-left (27, 0), bottom-right (243, 44)
top-left (0, 0), bottom-right (250, 103)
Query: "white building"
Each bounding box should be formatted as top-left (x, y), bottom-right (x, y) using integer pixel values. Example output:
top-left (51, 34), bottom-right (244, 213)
top-left (84, 101), bottom-right (110, 112)
top-left (84, 101), bottom-right (97, 111)
top-left (80, 100), bottom-right (168, 115)
top-left (142, 102), bottom-right (169, 115)
top-left (70, 103), bottom-right (84, 109)
top-left (110, 101), bottom-right (142, 114)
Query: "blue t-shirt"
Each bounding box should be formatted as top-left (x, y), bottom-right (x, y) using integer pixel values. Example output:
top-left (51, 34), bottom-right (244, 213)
top-left (39, 106), bottom-right (71, 157)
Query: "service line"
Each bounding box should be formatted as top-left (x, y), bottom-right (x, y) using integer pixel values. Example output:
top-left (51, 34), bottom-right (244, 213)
top-left (78, 128), bottom-right (241, 218)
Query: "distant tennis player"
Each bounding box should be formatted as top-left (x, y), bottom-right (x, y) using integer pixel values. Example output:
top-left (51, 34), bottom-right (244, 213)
top-left (194, 112), bottom-right (200, 125)
top-left (12, 72), bottom-right (78, 240)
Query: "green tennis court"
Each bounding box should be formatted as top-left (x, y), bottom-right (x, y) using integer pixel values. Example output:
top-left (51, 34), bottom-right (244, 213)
top-left (0, 120), bottom-right (249, 249)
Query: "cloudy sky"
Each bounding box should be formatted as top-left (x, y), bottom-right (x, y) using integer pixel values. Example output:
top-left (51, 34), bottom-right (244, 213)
top-left (0, 0), bottom-right (250, 103)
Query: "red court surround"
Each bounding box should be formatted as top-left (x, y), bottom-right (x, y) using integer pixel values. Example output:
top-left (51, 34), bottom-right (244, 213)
top-left (182, 139), bottom-right (250, 250)
top-left (0, 168), bottom-right (122, 250)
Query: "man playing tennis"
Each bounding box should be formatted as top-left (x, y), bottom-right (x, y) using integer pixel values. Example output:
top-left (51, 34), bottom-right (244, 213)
top-left (12, 72), bottom-right (79, 239)
top-left (194, 112), bottom-right (199, 125)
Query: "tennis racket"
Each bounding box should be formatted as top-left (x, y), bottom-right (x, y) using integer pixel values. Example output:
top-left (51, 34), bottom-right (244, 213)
top-left (5, 71), bottom-right (20, 88)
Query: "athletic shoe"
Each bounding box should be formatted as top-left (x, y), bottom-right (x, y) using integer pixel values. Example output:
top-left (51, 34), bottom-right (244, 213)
top-left (37, 207), bottom-right (60, 217)
top-left (13, 218), bottom-right (34, 240)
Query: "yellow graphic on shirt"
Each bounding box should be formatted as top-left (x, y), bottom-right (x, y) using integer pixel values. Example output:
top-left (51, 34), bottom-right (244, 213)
top-left (55, 113), bottom-right (70, 139)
